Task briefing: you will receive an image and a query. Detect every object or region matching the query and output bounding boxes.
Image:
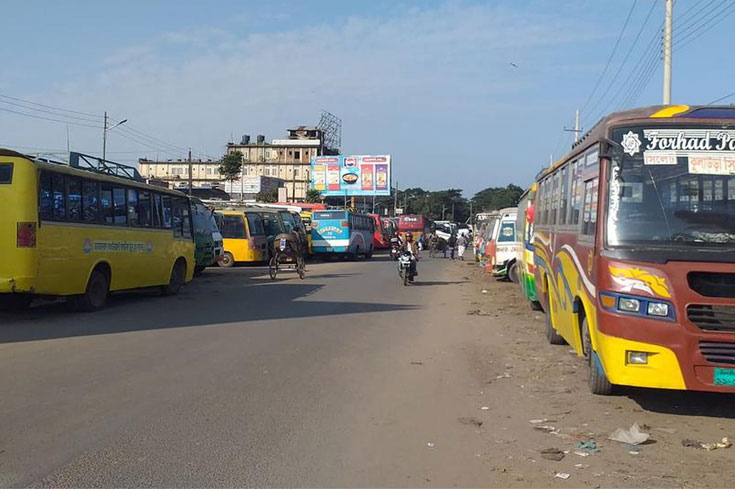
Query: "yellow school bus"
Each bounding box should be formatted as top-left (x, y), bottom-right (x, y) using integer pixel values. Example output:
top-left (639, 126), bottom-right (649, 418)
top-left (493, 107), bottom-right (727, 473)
top-left (0, 149), bottom-right (195, 311)
top-left (214, 209), bottom-right (268, 266)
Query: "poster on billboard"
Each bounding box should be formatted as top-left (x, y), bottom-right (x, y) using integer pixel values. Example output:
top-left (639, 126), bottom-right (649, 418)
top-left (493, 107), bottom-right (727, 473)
top-left (311, 155), bottom-right (391, 196)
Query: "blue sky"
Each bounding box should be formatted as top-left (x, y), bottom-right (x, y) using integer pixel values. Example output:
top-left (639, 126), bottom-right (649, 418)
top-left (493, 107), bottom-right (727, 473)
top-left (1, 0), bottom-right (734, 195)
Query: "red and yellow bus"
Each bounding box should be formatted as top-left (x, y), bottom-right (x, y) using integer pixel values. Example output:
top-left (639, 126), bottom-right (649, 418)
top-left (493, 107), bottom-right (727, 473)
top-left (533, 105), bottom-right (735, 395)
top-left (397, 215), bottom-right (432, 242)
top-left (369, 214), bottom-right (390, 249)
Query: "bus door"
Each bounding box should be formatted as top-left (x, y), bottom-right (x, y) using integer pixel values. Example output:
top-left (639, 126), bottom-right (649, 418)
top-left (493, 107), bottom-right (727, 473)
top-left (245, 212), bottom-right (267, 260)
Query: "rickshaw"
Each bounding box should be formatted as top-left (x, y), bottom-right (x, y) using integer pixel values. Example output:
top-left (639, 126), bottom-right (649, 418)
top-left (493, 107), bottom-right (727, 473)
top-left (268, 231), bottom-right (306, 280)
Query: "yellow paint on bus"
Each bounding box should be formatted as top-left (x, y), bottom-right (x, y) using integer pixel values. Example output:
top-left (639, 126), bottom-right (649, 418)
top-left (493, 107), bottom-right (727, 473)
top-left (0, 149), bottom-right (195, 310)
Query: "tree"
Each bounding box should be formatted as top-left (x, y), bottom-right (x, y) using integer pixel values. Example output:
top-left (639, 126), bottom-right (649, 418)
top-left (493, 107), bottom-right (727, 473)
top-left (219, 151), bottom-right (243, 186)
top-left (256, 187), bottom-right (278, 203)
top-left (305, 189), bottom-right (322, 203)
top-left (472, 184), bottom-right (523, 212)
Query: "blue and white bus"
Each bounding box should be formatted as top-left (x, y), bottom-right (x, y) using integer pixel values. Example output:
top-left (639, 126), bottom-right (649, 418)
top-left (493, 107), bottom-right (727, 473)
top-left (311, 210), bottom-right (374, 259)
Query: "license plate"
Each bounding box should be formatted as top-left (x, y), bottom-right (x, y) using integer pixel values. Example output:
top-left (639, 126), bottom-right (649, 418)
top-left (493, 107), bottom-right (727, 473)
top-left (714, 367), bottom-right (735, 386)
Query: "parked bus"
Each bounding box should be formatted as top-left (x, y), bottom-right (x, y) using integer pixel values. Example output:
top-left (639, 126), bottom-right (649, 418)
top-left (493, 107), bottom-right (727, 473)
top-left (0, 149), bottom-right (195, 311)
top-left (369, 214), bottom-right (390, 249)
top-left (482, 207), bottom-right (520, 281)
top-left (215, 209), bottom-right (268, 267)
top-left (191, 197), bottom-right (224, 274)
top-left (533, 104), bottom-right (735, 395)
top-left (397, 215), bottom-right (433, 242)
top-left (311, 210), bottom-right (374, 259)
top-left (516, 185), bottom-right (541, 309)
top-left (300, 211), bottom-right (313, 254)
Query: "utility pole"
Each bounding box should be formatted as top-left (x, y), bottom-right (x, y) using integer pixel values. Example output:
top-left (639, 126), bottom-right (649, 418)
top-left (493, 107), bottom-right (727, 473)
top-left (394, 181), bottom-right (398, 215)
top-left (663, 0), bottom-right (673, 104)
top-left (187, 148), bottom-right (192, 196)
top-left (102, 111), bottom-right (108, 165)
top-left (574, 109), bottom-right (580, 142)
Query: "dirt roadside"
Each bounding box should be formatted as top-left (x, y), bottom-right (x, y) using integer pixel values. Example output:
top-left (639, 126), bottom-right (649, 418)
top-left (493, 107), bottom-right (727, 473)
top-left (445, 257), bottom-right (735, 488)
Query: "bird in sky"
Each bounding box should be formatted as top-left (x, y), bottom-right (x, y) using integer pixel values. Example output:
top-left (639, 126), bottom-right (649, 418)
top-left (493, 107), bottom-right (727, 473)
top-left (509, 62), bottom-right (518, 68)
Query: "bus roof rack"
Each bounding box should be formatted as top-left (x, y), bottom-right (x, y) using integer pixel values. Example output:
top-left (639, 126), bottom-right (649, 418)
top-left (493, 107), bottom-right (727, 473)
top-left (68, 152), bottom-right (143, 182)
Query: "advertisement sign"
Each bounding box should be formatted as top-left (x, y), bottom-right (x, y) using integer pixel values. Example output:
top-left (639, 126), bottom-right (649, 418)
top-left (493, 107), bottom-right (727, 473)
top-left (311, 155), bottom-right (391, 197)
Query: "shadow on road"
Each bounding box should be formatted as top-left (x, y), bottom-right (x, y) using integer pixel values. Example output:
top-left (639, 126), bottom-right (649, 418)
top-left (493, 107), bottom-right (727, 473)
top-left (624, 387), bottom-right (735, 419)
top-left (0, 269), bottom-right (420, 344)
top-left (411, 280), bottom-right (468, 287)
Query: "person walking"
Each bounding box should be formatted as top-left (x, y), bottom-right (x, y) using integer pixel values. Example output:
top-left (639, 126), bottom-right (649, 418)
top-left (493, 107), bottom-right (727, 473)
top-left (456, 233), bottom-right (468, 261)
top-left (447, 233), bottom-right (457, 260)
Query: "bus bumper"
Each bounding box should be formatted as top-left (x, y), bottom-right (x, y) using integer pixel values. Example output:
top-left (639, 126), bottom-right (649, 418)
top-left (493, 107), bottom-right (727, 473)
top-left (597, 311), bottom-right (735, 393)
top-left (0, 277), bottom-right (35, 294)
top-left (595, 330), bottom-right (687, 390)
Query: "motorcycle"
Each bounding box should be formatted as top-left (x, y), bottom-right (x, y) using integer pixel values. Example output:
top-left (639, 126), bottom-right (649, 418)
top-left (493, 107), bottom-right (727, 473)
top-left (397, 251), bottom-right (416, 286)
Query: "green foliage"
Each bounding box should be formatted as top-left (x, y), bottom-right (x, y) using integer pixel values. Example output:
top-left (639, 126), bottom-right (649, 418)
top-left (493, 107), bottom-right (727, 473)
top-left (219, 151), bottom-right (243, 182)
top-left (396, 187), bottom-right (470, 222)
top-left (471, 184), bottom-right (524, 212)
top-left (305, 189), bottom-right (322, 203)
top-left (256, 187), bottom-right (279, 203)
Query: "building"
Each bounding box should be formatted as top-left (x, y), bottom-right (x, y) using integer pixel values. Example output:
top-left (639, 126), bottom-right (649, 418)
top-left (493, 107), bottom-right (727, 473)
top-left (138, 157), bottom-right (223, 187)
top-left (224, 175), bottom-right (284, 202)
top-left (225, 126), bottom-right (339, 201)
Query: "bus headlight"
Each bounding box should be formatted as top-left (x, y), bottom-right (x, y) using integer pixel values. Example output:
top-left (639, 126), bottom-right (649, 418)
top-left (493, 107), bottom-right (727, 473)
top-left (647, 302), bottom-right (669, 317)
top-left (619, 297), bottom-right (641, 313)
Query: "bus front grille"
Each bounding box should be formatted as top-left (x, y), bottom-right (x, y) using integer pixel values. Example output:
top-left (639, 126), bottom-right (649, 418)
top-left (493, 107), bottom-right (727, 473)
top-left (688, 305), bottom-right (735, 332)
top-left (699, 341), bottom-right (735, 365)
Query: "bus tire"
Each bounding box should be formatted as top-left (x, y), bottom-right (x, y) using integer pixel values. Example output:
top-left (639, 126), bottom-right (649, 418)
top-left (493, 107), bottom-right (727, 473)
top-left (0, 294), bottom-right (33, 311)
top-left (545, 288), bottom-right (566, 345)
top-left (366, 246), bottom-right (373, 259)
top-left (69, 268), bottom-right (109, 312)
top-left (161, 259), bottom-right (186, 296)
top-left (218, 252), bottom-right (234, 268)
top-left (582, 317), bottom-right (614, 395)
top-left (194, 265), bottom-right (206, 276)
top-left (530, 300), bottom-right (543, 311)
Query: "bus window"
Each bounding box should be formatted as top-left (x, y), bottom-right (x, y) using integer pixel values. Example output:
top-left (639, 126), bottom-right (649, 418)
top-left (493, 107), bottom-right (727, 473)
top-left (221, 215), bottom-right (247, 239)
top-left (127, 189), bottom-right (139, 226)
top-left (0, 163), bottom-right (12, 183)
top-left (498, 222), bottom-right (515, 242)
top-left (152, 194), bottom-right (163, 228)
top-left (39, 172), bottom-right (53, 220)
top-left (279, 211), bottom-right (295, 233)
top-left (67, 177), bottom-right (82, 221)
top-left (162, 195), bottom-right (173, 229)
top-left (581, 178), bottom-right (598, 236)
top-left (139, 191), bottom-right (152, 227)
top-left (101, 184), bottom-right (114, 224)
top-left (82, 180), bottom-right (99, 223)
top-left (262, 213), bottom-right (283, 236)
top-left (52, 173), bottom-right (66, 221)
top-left (113, 187), bottom-right (127, 225)
top-left (246, 213), bottom-right (265, 236)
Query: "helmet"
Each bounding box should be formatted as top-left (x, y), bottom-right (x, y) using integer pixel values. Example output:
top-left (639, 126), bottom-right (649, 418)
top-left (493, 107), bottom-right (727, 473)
top-left (406, 232), bottom-right (413, 241)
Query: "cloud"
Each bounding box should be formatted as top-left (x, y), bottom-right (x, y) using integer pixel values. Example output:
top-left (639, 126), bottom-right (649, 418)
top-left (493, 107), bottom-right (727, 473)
top-left (0, 1), bottom-right (603, 192)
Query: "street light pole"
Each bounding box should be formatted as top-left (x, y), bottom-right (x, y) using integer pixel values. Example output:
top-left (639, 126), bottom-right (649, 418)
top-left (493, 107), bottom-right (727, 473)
top-left (663, 0), bottom-right (673, 104)
top-left (102, 112), bottom-right (127, 164)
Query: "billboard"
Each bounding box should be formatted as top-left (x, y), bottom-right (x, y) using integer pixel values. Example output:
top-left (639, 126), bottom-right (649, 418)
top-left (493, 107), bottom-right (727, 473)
top-left (311, 155), bottom-right (391, 197)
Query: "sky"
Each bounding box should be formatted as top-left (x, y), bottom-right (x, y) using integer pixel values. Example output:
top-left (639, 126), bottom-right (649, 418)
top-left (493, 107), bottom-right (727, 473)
top-left (1, 0), bottom-right (734, 196)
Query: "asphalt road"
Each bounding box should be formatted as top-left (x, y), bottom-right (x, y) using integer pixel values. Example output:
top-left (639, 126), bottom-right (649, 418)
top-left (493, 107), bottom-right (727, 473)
top-left (0, 253), bottom-right (488, 488)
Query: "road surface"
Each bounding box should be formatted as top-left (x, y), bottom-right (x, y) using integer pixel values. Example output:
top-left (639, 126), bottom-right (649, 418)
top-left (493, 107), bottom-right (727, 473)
top-left (3, 253), bottom-right (735, 488)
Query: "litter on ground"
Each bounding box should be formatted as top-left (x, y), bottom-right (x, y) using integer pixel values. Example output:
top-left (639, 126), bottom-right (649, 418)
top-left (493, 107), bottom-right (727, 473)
top-left (608, 423), bottom-right (650, 445)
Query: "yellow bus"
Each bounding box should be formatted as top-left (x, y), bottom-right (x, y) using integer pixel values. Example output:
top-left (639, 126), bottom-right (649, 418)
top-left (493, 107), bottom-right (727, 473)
top-left (215, 209), bottom-right (268, 266)
top-left (0, 149), bottom-right (195, 311)
top-left (300, 211), bottom-right (313, 254)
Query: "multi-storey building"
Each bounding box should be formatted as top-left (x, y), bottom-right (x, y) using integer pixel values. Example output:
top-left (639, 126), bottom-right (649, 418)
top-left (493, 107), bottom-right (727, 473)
top-left (226, 126), bottom-right (339, 201)
top-left (138, 157), bottom-right (223, 187)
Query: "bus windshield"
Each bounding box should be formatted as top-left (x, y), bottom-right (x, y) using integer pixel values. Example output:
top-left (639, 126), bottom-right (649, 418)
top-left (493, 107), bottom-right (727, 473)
top-left (607, 126), bottom-right (735, 248)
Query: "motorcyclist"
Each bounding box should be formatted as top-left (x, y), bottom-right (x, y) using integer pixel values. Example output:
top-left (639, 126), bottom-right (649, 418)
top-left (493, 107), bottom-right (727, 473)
top-left (400, 232), bottom-right (419, 278)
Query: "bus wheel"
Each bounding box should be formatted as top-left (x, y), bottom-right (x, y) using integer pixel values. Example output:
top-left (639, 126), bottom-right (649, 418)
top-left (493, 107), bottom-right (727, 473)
top-left (545, 291), bottom-right (566, 345)
top-left (194, 265), bottom-right (206, 276)
top-left (365, 246), bottom-right (373, 259)
top-left (508, 262), bottom-right (519, 283)
top-left (161, 260), bottom-right (186, 296)
top-left (69, 269), bottom-right (109, 312)
top-left (218, 252), bottom-right (234, 268)
top-left (0, 294), bottom-right (33, 311)
top-left (582, 317), bottom-right (614, 395)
